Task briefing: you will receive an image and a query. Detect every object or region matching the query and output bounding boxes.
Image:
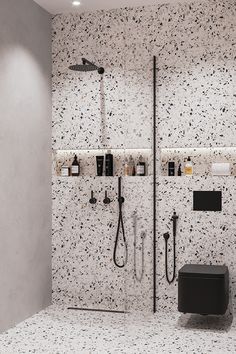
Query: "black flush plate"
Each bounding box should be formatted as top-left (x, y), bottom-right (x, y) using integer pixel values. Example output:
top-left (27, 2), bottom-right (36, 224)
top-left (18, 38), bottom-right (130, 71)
top-left (193, 191), bottom-right (222, 211)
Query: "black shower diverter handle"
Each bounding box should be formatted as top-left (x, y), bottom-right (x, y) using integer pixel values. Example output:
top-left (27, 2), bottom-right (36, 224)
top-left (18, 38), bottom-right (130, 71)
top-left (103, 191), bottom-right (111, 205)
top-left (89, 191), bottom-right (97, 204)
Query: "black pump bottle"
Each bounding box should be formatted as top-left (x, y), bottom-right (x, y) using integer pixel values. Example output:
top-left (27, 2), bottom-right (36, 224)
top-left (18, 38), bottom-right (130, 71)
top-left (71, 155), bottom-right (80, 176)
top-left (105, 150), bottom-right (113, 176)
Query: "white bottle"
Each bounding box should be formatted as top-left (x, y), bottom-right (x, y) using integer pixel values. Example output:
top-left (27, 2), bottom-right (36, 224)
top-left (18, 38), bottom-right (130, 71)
top-left (61, 164), bottom-right (70, 177)
top-left (124, 157), bottom-right (129, 176)
top-left (128, 155), bottom-right (135, 176)
top-left (136, 155), bottom-right (146, 176)
top-left (184, 156), bottom-right (193, 176)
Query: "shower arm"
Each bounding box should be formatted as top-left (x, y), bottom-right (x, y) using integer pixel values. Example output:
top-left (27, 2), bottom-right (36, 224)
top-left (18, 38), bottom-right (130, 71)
top-left (82, 58), bottom-right (97, 68)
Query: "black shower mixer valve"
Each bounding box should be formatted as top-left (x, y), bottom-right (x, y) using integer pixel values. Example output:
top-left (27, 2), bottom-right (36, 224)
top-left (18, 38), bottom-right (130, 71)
top-left (103, 191), bottom-right (111, 205)
top-left (89, 191), bottom-right (97, 205)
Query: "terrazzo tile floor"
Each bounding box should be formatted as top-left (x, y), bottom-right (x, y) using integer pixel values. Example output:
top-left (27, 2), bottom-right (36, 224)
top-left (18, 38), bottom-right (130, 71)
top-left (0, 305), bottom-right (235, 354)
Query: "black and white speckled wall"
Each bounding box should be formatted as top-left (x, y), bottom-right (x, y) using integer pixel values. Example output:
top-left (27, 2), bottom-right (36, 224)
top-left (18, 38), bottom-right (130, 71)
top-left (52, 0), bottom-right (236, 312)
top-left (52, 177), bottom-right (153, 311)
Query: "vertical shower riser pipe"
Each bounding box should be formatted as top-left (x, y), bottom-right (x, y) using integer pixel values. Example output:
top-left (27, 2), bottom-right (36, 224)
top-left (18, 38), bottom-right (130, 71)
top-left (153, 56), bottom-right (157, 313)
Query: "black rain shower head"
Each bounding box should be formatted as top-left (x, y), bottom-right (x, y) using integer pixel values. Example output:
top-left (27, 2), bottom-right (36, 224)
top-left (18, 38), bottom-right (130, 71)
top-left (69, 58), bottom-right (104, 74)
top-left (69, 64), bottom-right (97, 72)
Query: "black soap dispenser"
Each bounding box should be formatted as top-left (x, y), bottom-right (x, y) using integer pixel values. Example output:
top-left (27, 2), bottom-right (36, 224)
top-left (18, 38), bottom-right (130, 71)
top-left (71, 155), bottom-right (80, 176)
top-left (178, 164), bottom-right (182, 176)
top-left (168, 161), bottom-right (175, 176)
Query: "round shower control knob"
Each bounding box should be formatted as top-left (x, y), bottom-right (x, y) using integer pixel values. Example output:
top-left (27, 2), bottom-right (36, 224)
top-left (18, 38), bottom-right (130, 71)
top-left (89, 191), bottom-right (97, 204)
top-left (103, 191), bottom-right (111, 204)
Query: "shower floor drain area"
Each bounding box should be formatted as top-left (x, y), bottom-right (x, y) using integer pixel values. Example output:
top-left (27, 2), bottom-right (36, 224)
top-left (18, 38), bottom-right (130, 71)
top-left (67, 307), bottom-right (127, 314)
top-left (0, 306), bottom-right (235, 353)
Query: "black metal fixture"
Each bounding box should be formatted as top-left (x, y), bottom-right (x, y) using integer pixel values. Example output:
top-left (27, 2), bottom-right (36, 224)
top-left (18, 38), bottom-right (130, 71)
top-left (193, 191), bottom-right (222, 211)
top-left (69, 58), bottom-right (105, 74)
top-left (68, 307), bottom-right (127, 314)
top-left (89, 191), bottom-right (97, 205)
top-left (178, 264), bottom-right (229, 315)
top-left (103, 191), bottom-right (111, 205)
top-left (153, 55), bottom-right (157, 313)
top-left (164, 210), bottom-right (179, 284)
top-left (113, 177), bottom-right (128, 268)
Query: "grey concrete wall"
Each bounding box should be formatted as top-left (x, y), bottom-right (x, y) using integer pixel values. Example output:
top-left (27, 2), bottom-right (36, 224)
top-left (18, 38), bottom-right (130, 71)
top-left (0, 0), bottom-right (52, 333)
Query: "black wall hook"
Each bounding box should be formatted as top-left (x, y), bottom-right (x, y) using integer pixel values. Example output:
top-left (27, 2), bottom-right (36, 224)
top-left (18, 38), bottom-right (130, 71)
top-left (89, 191), bottom-right (97, 205)
top-left (103, 191), bottom-right (111, 205)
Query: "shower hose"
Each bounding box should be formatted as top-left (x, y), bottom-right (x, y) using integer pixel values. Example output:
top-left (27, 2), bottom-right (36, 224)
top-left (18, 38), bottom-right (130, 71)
top-left (164, 211), bottom-right (178, 284)
top-left (113, 177), bottom-right (128, 268)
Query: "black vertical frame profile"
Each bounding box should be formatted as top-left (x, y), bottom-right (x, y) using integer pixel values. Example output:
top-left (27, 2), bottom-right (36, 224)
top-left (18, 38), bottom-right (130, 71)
top-left (153, 56), bottom-right (157, 313)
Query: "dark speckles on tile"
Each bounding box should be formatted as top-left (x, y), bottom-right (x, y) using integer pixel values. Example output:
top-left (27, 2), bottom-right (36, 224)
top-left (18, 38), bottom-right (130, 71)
top-left (52, 0), bottom-right (236, 314)
top-left (0, 306), bottom-right (236, 353)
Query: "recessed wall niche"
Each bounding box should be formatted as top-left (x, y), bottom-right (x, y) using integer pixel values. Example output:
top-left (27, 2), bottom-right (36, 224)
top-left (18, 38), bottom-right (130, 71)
top-left (161, 147), bottom-right (236, 177)
top-left (53, 148), bottom-right (152, 177)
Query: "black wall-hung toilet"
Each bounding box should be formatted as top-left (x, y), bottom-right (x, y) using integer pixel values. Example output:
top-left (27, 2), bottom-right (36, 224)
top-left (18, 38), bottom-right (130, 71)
top-left (178, 264), bottom-right (229, 315)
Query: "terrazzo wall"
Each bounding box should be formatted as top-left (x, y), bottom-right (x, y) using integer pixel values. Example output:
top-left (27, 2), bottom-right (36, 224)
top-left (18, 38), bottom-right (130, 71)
top-left (52, 0), bottom-right (236, 312)
top-left (52, 177), bottom-right (153, 311)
